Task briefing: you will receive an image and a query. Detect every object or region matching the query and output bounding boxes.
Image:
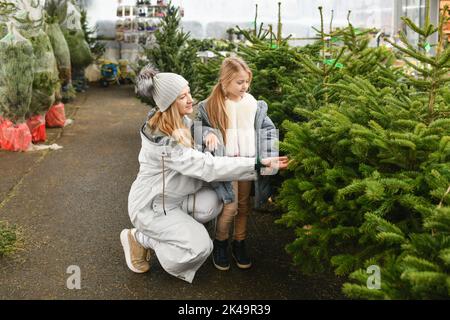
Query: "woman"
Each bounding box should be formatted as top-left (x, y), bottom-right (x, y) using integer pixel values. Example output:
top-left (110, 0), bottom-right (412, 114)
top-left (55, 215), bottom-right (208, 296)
top-left (121, 66), bottom-right (288, 283)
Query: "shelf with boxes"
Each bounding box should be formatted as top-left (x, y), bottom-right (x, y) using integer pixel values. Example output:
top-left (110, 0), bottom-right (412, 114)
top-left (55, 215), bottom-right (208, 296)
top-left (136, 0), bottom-right (166, 6)
top-left (115, 0), bottom-right (169, 45)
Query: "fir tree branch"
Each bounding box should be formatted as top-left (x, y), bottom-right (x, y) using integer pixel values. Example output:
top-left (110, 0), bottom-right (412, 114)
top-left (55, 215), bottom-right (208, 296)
top-left (438, 186), bottom-right (450, 208)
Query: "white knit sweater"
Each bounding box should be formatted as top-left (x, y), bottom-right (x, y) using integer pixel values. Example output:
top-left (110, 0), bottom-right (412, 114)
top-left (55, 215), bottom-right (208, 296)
top-left (225, 93), bottom-right (257, 157)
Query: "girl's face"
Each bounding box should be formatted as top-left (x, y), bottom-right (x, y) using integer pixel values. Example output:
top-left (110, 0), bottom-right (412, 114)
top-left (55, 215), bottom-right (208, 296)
top-left (225, 70), bottom-right (250, 101)
top-left (175, 86), bottom-right (193, 116)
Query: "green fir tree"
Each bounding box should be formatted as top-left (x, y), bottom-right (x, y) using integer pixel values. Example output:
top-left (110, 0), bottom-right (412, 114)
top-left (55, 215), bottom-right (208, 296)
top-left (277, 0), bottom-right (450, 299)
top-left (144, 1), bottom-right (198, 95)
top-left (80, 8), bottom-right (104, 60)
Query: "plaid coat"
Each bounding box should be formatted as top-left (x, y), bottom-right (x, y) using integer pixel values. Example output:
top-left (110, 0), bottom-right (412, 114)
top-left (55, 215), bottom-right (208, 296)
top-left (196, 99), bottom-right (279, 209)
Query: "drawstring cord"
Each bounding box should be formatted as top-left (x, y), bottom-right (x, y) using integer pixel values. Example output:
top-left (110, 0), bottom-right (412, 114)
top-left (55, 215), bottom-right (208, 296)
top-left (192, 194), bottom-right (196, 219)
top-left (186, 194), bottom-right (197, 219)
top-left (162, 155), bottom-right (167, 215)
top-left (186, 194), bottom-right (196, 219)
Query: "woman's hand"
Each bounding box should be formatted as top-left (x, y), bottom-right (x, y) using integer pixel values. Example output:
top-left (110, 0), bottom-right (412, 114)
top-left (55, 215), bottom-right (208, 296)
top-left (205, 133), bottom-right (219, 151)
top-left (261, 156), bottom-right (290, 171)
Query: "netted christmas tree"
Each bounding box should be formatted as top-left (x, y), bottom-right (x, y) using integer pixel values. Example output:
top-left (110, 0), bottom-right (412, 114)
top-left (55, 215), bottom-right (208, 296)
top-left (0, 21), bottom-right (34, 122)
top-left (52, 0), bottom-right (92, 95)
top-left (44, 0), bottom-right (78, 101)
top-left (0, 1), bottom-right (15, 37)
top-left (46, 20), bottom-right (71, 86)
top-left (26, 28), bottom-right (60, 115)
top-left (0, 0), bottom-right (60, 117)
top-left (277, 0), bottom-right (450, 299)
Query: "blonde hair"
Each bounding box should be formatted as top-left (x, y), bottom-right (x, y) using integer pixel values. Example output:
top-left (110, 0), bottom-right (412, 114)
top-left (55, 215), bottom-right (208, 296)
top-left (147, 100), bottom-right (193, 148)
top-left (206, 56), bottom-right (253, 144)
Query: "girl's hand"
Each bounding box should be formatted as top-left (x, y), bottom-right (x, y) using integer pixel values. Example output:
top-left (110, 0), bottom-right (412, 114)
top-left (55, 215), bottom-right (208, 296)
top-left (205, 133), bottom-right (219, 151)
top-left (261, 156), bottom-right (290, 171)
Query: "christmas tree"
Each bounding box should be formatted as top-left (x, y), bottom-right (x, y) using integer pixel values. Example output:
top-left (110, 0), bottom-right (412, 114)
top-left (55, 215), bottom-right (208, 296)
top-left (80, 8), bottom-right (104, 61)
top-left (144, 1), bottom-right (198, 95)
top-left (191, 6), bottom-right (401, 215)
top-left (341, 3), bottom-right (450, 299)
top-left (277, 0), bottom-right (450, 299)
top-left (193, 6), bottom-right (397, 135)
top-left (342, 205), bottom-right (450, 299)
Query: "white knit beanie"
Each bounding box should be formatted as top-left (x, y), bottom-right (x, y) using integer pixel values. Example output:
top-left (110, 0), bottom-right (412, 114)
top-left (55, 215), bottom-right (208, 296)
top-left (136, 64), bottom-right (188, 112)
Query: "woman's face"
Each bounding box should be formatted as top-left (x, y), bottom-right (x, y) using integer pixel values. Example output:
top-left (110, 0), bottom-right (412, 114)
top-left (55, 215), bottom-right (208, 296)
top-left (225, 70), bottom-right (250, 101)
top-left (175, 86), bottom-right (193, 116)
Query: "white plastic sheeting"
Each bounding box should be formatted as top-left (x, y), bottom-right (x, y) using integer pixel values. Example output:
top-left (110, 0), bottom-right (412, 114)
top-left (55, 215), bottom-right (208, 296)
top-left (62, 1), bottom-right (438, 42)
top-left (178, 0), bottom-right (396, 42)
top-left (88, 0), bottom-right (397, 42)
top-left (81, 0), bottom-right (436, 62)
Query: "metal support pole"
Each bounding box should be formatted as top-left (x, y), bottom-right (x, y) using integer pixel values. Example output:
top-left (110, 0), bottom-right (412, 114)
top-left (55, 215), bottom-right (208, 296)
top-left (393, 0), bottom-right (404, 38)
top-left (429, 0), bottom-right (439, 48)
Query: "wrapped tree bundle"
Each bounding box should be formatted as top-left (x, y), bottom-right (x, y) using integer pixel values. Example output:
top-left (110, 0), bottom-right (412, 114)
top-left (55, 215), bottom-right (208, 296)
top-left (0, 0), bottom-right (16, 38)
top-left (51, 1), bottom-right (92, 69)
top-left (12, 1), bottom-right (59, 115)
top-left (46, 22), bottom-right (71, 85)
top-left (0, 22), bottom-right (6, 38)
top-left (63, 28), bottom-right (92, 68)
top-left (59, 0), bottom-right (82, 31)
top-left (0, 22), bottom-right (34, 122)
top-left (26, 28), bottom-right (59, 115)
top-left (11, 0), bottom-right (43, 25)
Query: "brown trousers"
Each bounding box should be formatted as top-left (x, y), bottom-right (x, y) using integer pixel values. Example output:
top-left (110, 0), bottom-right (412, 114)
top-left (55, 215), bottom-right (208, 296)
top-left (215, 181), bottom-right (252, 241)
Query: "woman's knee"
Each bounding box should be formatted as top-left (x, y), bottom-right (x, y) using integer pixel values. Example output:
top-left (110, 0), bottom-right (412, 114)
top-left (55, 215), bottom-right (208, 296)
top-left (192, 188), bottom-right (224, 223)
top-left (200, 237), bottom-right (213, 258)
top-left (194, 202), bottom-right (223, 224)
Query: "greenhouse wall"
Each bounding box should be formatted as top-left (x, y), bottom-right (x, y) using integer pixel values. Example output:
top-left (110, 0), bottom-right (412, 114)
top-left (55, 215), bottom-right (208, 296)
top-left (80, 0), bottom-right (440, 62)
top-left (85, 0), bottom-right (439, 44)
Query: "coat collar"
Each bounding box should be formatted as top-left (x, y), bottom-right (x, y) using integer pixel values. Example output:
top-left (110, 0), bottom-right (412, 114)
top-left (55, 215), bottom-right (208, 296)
top-left (198, 97), bottom-right (268, 129)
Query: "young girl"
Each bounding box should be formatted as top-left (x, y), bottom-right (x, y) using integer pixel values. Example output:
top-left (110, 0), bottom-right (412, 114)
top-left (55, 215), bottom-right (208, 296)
top-left (197, 57), bottom-right (279, 271)
top-left (122, 66), bottom-right (287, 283)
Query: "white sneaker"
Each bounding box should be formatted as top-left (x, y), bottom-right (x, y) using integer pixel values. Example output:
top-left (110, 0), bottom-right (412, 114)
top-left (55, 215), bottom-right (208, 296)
top-left (120, 229), bottom-right (150, 273)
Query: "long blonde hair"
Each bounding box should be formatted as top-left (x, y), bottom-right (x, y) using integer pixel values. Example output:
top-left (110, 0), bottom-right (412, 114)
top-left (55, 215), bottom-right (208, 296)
top-left (147, 102), bottom-right (193, 148)
top-left (206, 57), bottom-right (253, 144)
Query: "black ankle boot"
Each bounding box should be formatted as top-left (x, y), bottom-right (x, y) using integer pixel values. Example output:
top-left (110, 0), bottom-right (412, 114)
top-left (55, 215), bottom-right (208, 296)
top-left (231, 240), bottom-right (252, 269)
top-left (212, 239), bottom-right (230, 271)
